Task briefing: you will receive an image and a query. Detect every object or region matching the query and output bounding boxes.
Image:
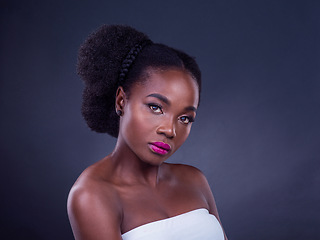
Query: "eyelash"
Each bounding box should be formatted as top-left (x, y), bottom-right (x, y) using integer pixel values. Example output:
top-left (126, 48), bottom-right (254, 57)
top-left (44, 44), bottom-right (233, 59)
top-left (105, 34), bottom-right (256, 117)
top-left (179, 116), bottom-right (195, 124)
top-left (147, 103), bottom-right (163, 114)
top-left (147, 104), bottom-right (195, 124)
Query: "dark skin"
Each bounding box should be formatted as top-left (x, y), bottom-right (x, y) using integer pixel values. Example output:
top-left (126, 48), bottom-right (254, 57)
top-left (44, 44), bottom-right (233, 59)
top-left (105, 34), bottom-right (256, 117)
top-left (68, 68), bottom-right (227, 240)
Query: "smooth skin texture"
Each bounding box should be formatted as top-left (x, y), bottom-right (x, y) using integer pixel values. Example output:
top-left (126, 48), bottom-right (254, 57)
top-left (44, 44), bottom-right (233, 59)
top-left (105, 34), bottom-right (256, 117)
top-left (68, 69), bottom-right (227, 240)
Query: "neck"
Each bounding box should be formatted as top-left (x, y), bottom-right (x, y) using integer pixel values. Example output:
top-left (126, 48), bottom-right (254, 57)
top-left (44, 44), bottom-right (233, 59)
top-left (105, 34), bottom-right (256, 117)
top-left (109, 135), bottom-right (163, 187)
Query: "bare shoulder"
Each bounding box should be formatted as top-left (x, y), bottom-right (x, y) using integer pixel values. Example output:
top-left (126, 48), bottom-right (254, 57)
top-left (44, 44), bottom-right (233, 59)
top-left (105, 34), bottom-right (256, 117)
top-left (67, 162), bottom-right (122, 240)
top-left (166, 163), bottom-right (227, 238)
top-left (68, 166), bottom-right (121, 214)
top-left (166, 163), bottom-right (219, 212)
top-left (166, 163), bottom-right (208, 185)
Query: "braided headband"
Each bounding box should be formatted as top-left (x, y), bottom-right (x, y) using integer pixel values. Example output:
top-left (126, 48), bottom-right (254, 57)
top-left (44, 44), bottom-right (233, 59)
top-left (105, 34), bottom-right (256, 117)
top-left (118, 40), bottom-right (152, 85)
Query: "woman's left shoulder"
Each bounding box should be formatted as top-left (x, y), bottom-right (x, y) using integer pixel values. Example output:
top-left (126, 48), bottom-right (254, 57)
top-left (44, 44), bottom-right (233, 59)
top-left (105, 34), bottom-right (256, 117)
top-left (165, 163), bottom-right (209, 185)
top-left (164, 163), bottom-right (227, 239)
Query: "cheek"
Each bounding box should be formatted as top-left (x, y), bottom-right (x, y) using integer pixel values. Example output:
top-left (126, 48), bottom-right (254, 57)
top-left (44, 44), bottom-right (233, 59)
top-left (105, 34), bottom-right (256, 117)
top-left (175, 125), bottom-right (192, 147)
top-left (122, 105), bottom-right (153, 139)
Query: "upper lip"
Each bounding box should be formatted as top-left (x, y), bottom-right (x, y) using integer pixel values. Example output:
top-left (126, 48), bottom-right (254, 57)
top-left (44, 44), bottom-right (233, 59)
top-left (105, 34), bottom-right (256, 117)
top-left (150, 142), bottom-right (171, 151)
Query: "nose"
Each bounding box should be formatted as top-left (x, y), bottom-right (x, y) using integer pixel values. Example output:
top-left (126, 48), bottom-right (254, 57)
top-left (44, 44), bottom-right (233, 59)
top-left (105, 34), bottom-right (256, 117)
top-left (156, 118), bottom-right (176, 139)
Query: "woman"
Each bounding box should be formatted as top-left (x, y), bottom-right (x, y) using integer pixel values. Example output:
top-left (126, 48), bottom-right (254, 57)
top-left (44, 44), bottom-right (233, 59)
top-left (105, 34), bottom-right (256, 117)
top-left (68, 25), bottom-right (227, 240)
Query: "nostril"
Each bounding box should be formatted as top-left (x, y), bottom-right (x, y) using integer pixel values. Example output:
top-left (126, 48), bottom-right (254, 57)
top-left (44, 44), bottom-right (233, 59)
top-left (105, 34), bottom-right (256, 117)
top-left (157, 126), bottom-right (176, 138)
top-left (165, 128), bottom-right (176, 139)
top-left (156, 118), bottom-right (176, 138)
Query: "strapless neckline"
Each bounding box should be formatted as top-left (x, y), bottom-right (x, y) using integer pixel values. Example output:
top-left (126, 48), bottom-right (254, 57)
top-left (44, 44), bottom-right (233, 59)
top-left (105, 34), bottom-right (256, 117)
top-left (121, 207), bottom-right (225, 240)
top-left (122, 208), bottom-right (209, 235)
top-left (121, 208), bottom-right (225, 239)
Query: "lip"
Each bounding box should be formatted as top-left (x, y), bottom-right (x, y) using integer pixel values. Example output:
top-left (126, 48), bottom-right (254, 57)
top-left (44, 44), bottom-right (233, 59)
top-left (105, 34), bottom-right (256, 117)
top-left (149, 142), bottom-right (171, 155)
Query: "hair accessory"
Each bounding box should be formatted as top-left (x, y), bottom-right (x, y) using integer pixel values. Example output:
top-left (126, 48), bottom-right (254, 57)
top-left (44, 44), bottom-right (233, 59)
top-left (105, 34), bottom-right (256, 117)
top-left (118, 40), bottom-right (152, 84)
top-left (116, 110), bottom-right (123, 116)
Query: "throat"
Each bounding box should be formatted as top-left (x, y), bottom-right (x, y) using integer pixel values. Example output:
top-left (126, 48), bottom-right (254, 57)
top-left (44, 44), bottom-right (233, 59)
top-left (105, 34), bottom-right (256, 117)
top-left (110, 152), bottom-right (165, 187)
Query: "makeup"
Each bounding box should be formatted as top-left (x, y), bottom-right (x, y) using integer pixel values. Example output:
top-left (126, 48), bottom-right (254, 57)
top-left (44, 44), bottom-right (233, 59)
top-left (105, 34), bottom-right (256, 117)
top-left (149, 142), bottom-right (171, 155)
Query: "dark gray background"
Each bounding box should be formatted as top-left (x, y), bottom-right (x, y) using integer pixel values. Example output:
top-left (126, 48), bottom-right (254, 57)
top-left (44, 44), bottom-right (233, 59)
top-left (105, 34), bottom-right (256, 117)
top-left (1, 0), bottom-right (319, 239)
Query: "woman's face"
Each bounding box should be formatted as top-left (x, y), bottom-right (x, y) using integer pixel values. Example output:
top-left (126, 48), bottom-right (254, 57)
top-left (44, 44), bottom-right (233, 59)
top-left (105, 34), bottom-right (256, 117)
top-left (118, 68), bottom-right (199, 165)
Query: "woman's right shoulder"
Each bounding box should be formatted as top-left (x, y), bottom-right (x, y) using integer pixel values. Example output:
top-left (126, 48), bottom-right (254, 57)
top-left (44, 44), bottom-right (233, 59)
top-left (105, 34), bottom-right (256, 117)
top-left (68, 161), bottom-right (122, 216)
top-left (67, 162), bottom-right (123, 239)
top-left (69, 170), bottom-right (118, 205)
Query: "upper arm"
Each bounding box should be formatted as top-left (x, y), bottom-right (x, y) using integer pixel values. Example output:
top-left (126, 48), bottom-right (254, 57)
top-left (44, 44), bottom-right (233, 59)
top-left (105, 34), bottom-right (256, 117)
top-left (196, 171), bottom-right (220, 217)
top-left (191, 167), bottom-right (228, 240)
top-left (67, 184), bottom-right (122, 240)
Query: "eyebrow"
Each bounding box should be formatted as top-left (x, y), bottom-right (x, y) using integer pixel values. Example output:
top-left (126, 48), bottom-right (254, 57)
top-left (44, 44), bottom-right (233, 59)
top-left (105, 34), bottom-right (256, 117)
top-left (147, 93), bottom-right (170, 105)
top-left (146, 93), bottom-right (197, 112)
top-left (185, 106), bottom-right (197, 112)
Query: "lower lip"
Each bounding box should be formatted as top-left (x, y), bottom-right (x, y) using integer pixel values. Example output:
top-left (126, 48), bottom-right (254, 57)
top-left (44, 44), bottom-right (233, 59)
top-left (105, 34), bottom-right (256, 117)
top-left (149, 144), bottom-right (169, 155)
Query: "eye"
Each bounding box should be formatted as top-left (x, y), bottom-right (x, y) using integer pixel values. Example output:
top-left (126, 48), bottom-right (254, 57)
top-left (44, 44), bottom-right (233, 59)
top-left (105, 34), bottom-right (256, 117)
top-left (148, 104), bottom-right (163, 114)
top-left (179, 116), bottom-right (195, 124)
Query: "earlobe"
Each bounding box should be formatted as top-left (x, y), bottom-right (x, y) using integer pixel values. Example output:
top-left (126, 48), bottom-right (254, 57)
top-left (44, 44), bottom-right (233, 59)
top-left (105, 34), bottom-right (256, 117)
top-left (116, 110), bottom-right (123, 116)
top-left (115, 87), bottom-right (126, 116)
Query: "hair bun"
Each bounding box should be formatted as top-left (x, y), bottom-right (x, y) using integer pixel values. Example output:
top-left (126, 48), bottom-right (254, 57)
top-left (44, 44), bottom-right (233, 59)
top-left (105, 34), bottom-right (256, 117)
top-left (77, 25), bottom-right (151, 91)
top-left (77, 25), bottom-right (151, 136)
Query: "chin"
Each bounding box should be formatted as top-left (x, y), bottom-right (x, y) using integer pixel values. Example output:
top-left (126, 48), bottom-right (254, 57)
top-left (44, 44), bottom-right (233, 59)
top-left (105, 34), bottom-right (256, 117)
top-left (141, 152), bottom-right (171, 166)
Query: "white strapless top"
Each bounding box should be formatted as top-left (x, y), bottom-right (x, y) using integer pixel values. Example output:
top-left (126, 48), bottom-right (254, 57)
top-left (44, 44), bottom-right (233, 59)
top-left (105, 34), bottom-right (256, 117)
top-left (121, 208), bottom-right (224, 240)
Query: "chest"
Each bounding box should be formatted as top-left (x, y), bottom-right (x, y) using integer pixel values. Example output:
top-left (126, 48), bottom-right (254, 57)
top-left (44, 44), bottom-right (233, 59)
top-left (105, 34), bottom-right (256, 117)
top-left (117, 182), bottom-right (209, 234)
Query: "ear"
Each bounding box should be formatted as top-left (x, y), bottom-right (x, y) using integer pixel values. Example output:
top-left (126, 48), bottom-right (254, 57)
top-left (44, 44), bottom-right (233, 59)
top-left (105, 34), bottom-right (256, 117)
top-left (115, 86), bottom-right (126, 114)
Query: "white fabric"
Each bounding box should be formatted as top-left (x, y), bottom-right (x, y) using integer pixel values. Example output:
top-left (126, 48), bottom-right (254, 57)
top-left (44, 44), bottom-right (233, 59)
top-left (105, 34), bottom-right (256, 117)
top-left (121, 208), bottom-right (224, 240)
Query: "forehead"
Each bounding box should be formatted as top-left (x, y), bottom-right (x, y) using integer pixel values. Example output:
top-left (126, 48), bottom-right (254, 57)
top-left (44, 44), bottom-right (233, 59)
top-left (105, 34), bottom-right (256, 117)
top-left (130, 69), bottom-right (199, 106)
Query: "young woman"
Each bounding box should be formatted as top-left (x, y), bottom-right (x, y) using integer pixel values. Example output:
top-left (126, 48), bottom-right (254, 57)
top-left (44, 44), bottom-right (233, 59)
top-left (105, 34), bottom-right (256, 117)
top-left (68, 25), bottom-right (227, 240)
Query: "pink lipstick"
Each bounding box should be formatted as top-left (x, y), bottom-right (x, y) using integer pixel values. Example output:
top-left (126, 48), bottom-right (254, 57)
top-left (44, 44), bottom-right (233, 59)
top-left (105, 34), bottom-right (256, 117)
top-left (149, 142), bottom-right (171, 155)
